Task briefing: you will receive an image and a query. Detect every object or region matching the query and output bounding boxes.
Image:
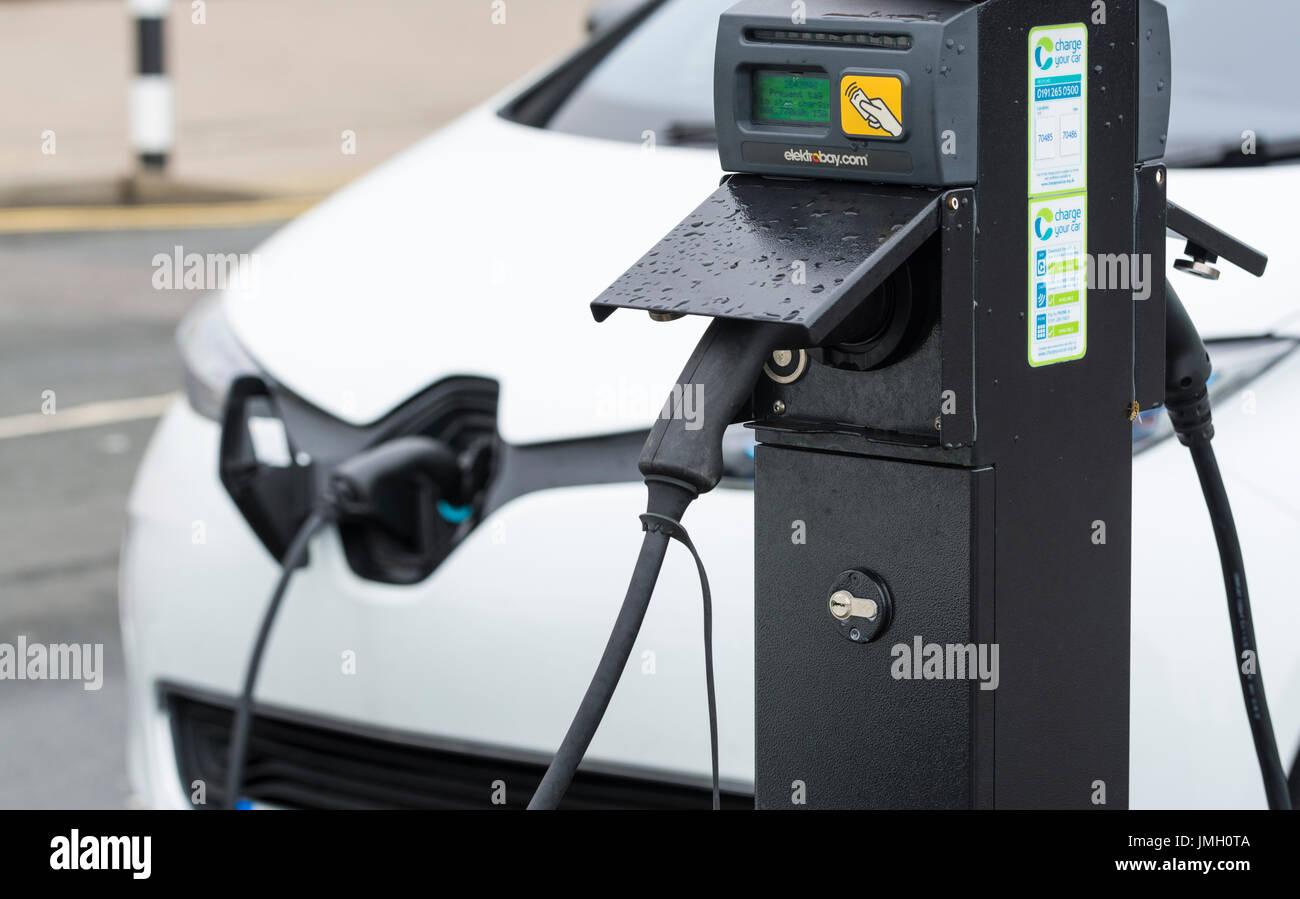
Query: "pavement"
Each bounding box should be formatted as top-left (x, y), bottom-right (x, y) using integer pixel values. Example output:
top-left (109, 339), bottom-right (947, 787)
top-left (0, 0), bottom-right (590, 205)
top-left (0, 0), bottom-right (593, 809)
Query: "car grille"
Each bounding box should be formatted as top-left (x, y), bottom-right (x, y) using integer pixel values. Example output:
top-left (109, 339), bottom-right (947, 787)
top-left (166, 688), bottom-right (751, 810)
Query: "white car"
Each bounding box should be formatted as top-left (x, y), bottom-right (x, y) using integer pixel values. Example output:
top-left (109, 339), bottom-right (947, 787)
top-left (122, 0), bottom-right (1300, 809)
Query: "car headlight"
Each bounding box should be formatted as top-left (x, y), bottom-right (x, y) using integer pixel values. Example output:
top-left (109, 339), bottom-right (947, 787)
top-left (1132, 337), bottom-right (1298, 454)
top-left (176, 295), bottom-right (262, 421)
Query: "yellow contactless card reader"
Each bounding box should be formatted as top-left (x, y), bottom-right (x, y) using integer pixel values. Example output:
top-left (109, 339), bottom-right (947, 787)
top-left (840, 74), bottom-right (904, 138)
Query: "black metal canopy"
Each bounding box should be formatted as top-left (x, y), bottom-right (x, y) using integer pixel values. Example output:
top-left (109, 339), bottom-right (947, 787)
top-left (591, 174), bottom-right (942, 345)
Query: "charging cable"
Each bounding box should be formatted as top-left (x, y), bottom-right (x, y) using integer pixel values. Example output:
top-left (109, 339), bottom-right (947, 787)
top-left (1164, 281), bottom-right (1292, 810)
top-left (639, 509), bottom-right (719, 810)
top-left (528, 319), bottom-right (780, 810)
top-left (223, 436), bottom-right (471, 810)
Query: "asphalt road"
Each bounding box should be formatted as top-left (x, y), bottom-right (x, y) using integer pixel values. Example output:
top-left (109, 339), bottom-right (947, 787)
top-left (0, 224), bottom-right (277, 809)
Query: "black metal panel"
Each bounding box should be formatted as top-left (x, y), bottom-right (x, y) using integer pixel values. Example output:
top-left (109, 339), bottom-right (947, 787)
top-left (970, 470), bottom-right (996, 809)
top-left (755, 322), bottom-right (944, 445)
top-left (592, 174), bottom-right (940, 344)
top-left (1135, 163), bottom-right (1168, 412)
top-left (971, 0), bottom-right (1136, 808)
top-left (939, 188), bottom-right (975, 448)
top-left (755, 445), bottom-right (986, 809)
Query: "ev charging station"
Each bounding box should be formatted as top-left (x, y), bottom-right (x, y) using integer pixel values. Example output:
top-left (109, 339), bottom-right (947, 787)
top-left (537, 0), bottom-right (1283, 810)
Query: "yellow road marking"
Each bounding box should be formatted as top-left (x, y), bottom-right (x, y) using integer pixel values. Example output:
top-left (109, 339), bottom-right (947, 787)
top-left (0, 196), bottom-right (323, 234)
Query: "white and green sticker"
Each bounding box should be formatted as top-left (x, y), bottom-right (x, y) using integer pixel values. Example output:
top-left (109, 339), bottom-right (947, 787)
top-left (1028, 23), bottom-right (1087, 367)
top-left (1028, 193), bottom-right (1087, 366)
top-left (1028, 24), bottom-right (1087, 196)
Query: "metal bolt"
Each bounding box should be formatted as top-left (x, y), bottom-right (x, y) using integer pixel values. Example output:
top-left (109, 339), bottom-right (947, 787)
top-left (948, 196), bottom-right (960, 211)
top-left (772, 399), bottom-right (786, 415)
top-left (764, 349), bottom-right (808, 385)
top-left (1173, 257), bottom-right (1220, 280)
top-left (849, 628), bottom-right (862, 641)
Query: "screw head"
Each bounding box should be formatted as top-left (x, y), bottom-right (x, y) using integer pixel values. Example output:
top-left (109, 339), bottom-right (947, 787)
top-left (772, 399), bottom-right (787, 415)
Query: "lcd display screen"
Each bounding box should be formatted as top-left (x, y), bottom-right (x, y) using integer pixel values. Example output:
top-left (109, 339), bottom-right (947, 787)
top-left (752, 71), bottom-right (831, 125)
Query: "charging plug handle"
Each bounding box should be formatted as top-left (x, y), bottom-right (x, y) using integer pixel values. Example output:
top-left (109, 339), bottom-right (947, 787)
top-left (1163, 280), bottom-right (1214, 445)
top-left (639, 318), bottom-right (785, 492)
top-left (329, 436), bottom-right (468, 514)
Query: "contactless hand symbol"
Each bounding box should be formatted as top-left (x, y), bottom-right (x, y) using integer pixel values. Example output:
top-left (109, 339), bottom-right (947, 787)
top-left (846, 82), bottom-right (902, 137)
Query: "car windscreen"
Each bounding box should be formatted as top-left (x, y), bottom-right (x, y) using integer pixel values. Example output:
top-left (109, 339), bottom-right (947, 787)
top-left (544, 0), bottom-right (1300, 164)
top-left (545, 0), bottom-right (733, 146)
top-left (1164, 0), bottom-right (1300, 164)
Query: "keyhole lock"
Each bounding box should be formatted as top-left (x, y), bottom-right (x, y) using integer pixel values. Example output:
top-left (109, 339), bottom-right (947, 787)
top-left (826, 569), bottom-right (893, 644)
top-left (829, 590), bottom-right (878, 621)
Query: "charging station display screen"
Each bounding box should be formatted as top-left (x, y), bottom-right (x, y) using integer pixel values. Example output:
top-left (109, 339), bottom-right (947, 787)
top-left (752, 71), bottom-right (831, 125)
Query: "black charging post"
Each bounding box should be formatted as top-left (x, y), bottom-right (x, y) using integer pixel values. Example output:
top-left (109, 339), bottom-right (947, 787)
top-left (579, 0), bottom-right (1272, 810)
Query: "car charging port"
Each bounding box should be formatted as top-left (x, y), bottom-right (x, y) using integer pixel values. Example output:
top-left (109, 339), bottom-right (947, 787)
top-left (219, 375), bottom-right (501, 586)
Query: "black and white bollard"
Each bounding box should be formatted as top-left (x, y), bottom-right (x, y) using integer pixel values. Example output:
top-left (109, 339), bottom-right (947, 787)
top-left (128, 0), bottom-right (172, 171)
